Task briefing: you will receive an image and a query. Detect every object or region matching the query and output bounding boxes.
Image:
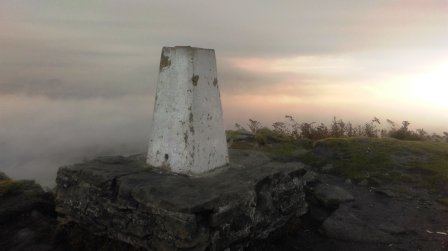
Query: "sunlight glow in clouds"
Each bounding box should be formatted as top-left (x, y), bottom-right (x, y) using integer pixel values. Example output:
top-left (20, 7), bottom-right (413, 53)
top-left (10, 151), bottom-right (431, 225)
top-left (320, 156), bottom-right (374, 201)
top-left (408, 63), bottom-right (448, 107)
top-left (227, 56), bottom-right (355, 75)
top-left (371, 61), bottom-right (448, 109)
top-left (223, 52), bottom-right (448, 135)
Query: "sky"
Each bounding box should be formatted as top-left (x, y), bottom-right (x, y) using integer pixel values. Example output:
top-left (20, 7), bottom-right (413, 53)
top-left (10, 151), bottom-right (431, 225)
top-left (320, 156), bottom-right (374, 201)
top-left (1, 0), bottom-right (447, 186)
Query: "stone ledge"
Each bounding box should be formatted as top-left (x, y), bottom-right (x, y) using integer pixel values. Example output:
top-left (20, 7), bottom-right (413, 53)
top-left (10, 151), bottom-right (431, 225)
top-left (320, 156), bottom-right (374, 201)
top-left (55, 151), bottom-right (308, 251)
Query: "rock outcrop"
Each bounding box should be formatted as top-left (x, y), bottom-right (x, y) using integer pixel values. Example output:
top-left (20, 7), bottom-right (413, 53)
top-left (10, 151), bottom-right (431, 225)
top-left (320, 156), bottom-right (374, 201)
top-left (0, 172), bottom-right (56, 251)
top-left (55, 150), bottom-right (308, 251)
top-left (0, 171), bottom-right (9, 180)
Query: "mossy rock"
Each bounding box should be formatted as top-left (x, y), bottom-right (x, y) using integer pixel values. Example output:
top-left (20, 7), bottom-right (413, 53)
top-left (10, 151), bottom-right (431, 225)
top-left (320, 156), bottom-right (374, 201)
top-left (226, 129), bottom-right (256, 149)
top-left (0, 180), bottom-right (22, 197)
top-left (436, 198), bottom-right (448, 207)
top-left (228, 128), bottom-right (314, 160)
top-left (254, 127), bottom-right (290, 145)
top-left (226, 129), bottom-right (254, 141)
top-left (0, 179), bottom-right (54, 225)
top-left (306, 137), bottom-right (448, 191)
top-left (0, 171), bottom-right (9, 181)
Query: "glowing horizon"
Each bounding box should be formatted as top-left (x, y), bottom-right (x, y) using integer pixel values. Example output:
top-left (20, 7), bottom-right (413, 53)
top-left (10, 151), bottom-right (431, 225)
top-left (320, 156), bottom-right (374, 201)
top-left (221, 52), bottom-right (448, 134)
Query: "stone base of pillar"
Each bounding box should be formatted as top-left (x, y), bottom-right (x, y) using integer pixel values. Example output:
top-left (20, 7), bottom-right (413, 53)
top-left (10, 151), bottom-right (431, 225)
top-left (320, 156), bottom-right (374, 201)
top-left (55, 150), bottom-right (308, 251)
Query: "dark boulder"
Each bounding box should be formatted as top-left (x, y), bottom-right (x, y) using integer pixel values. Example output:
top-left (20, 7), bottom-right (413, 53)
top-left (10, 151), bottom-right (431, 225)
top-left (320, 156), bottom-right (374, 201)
top-left (0, 177), bottom-right (56, 251)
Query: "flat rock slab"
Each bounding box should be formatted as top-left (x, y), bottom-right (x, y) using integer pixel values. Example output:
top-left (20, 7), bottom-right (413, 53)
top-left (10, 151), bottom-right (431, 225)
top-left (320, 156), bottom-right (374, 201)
top-left (313, 183), bottom-right (354, 208)
top-left (321, 204), bottom-right (395, 243)
top-left (55, 152), bottom-right (307, 251)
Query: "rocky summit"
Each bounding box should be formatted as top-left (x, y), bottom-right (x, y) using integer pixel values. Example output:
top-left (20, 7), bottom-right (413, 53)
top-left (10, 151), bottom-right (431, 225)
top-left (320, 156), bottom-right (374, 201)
top-left (3, 136), bottom-right (448, 250)
top-left (55, 150), bottom-right (308, 251)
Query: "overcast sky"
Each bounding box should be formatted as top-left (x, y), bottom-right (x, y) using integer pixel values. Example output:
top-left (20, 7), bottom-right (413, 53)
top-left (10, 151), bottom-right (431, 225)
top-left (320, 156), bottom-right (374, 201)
top-left (1, 0), bottom-right (447, 186)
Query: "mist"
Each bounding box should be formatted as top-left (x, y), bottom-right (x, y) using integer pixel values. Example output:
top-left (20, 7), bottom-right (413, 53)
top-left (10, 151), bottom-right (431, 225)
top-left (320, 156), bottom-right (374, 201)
top-left (0, 95), bottom-right (151, 187)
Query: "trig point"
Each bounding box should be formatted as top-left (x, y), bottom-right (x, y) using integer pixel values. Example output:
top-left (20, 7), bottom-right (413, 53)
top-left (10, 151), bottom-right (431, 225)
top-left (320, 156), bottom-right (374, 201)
top-left (147, 46), bottom-right (229, 174)
top-left (55, 46), bottom-right (307, 251)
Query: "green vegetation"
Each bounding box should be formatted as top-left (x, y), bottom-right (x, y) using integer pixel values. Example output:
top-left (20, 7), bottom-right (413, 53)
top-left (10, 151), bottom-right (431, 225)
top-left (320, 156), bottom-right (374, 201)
top-left (228, 117), bottom-right (448, 191)
top-left (307, 138), bottom-right (448, 187)
top-left (240, 116), bottom-right (448, 142)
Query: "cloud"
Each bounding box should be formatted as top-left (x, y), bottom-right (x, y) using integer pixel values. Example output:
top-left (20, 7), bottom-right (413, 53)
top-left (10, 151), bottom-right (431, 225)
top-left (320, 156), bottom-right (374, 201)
top-left (1, 0), bottom-right (446, 100)
top-left (4, 0), bottom-right (445, 60)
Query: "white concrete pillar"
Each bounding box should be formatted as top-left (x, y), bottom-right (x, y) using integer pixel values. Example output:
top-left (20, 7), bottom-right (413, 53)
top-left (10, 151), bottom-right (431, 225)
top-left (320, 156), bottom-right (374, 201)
top-left (147, 46), bottom-right (229, 175)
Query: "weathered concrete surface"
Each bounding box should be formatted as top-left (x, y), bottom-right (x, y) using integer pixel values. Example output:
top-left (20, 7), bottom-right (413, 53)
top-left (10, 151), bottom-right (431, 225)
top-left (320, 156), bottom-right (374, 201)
top-left (55, 152), bottom-right (307, 251)
top-left (147, 46), bottom-right (228, 175)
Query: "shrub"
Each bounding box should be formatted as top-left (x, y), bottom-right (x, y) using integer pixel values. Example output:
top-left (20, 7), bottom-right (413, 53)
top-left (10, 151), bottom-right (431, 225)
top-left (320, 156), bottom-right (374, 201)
top-left (247, 119), bottom-right (262, 134)
top-left (236, 117), bottom-right (444, 143)
top-left (388, 121), bottom-right (423, 141)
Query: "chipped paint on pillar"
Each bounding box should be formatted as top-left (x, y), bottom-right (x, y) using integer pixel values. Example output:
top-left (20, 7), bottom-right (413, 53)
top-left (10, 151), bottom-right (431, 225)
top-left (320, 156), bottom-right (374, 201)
top-left (147, 46), bottom-right (229, 175)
